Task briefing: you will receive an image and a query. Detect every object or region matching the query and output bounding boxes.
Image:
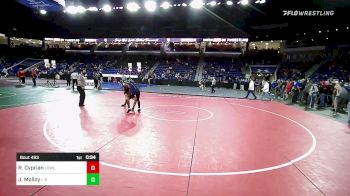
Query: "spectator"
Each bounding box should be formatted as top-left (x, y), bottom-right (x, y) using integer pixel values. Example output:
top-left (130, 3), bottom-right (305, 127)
top-left (284, 79), bottom-right (293, 101)
top-left (2, 68), bottom-right (8, 78)
top-left (245, 77), bottom-right (257, 99)
top-left (333, 81), bottom-right (342, 116)
top-left (65, 71), bottom-right (71, 87)
top-left (211, 77), bottom-right (216, 93)
top-left (18, 68), bottom-right (26, 84)
top-left (307, 80), bottom-right (319, 109)
top-left (31, 68), bottom-right (37, 87)
top-left (261, 78), bottom-right (272, 101)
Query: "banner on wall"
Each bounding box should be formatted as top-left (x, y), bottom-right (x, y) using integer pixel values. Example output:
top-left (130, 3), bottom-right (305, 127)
top-left (128, 63), bottom-right (132, 72)
top-left (137, 62), bottom-right (141, 73)
top-left (51, 60), bottom-right (56, 68)
top-left (44, 59), bottom-right (50, 68)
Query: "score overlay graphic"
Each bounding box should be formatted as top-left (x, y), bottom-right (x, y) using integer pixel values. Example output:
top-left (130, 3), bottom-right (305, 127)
top-left (16, 153), bottom-right (99, 186)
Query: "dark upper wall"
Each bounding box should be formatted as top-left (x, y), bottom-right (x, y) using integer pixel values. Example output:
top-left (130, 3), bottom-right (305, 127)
top-left (1, 0), bottom-right (349, 43)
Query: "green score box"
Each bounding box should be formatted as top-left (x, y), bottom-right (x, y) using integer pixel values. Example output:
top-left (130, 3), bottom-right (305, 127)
top-left (87, 174), bottom-right (100, 186)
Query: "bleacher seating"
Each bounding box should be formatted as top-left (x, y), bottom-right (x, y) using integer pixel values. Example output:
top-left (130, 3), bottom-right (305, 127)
top-left (97, 43), bottom-right (126, 50)
top-left (202, 57), bottom-right (243, 83)
top-left (277, 61), bottom-right (311, 80)
top-left (129, 43), bottom-right (161, 51)
top-left (152, 56), bottom-right (198, 80)
top-left (167, 43), bottom-right (199, 52)
top-left (206, 43), bottom-right (241, 52)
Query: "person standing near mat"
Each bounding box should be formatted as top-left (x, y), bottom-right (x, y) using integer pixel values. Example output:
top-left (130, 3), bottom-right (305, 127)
top-left (261, 78), bottom-right (272, 101)
top-left (2, 67), bottom-right (8, 78)
top-left (333, 81), bottom-right (342, 116)
top-left (245, 77), bottom-right (257, 99)
top-left (199, 79), bottom-right (205, 91)
top-left (18, 68), bottom-right (26, 85)
top-left (65, 71), bottom-right (71, 88)
top-left (31, 68), bottom-right (37, 87)
top-left (77, 70), bottom-right (86, 107)
top-left (211, 77), bottom-right (216, 93)
top-left (71, 70), bottom-right (78, 91)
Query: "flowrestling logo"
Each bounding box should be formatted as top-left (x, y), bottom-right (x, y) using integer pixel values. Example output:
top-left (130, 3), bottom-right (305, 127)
top-left (283, 10), bottom-right (334, 16)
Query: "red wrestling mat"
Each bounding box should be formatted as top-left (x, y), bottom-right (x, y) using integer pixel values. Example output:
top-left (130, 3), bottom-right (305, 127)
top-left (1, 91), bottom-right (350, 195)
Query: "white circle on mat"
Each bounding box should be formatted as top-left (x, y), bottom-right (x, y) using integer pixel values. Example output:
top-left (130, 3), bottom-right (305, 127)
top-left (43, 97), bottom-right (316, 177)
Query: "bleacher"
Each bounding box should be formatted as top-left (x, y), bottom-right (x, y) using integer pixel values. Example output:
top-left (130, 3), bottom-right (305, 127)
top-left (312, 61), bottom-right (349, 81)
top-left (202, 57), bottom-right (243, 83)
top-left (154, 63), bottom-right (197, 80)
top-left (153, 56), bottom-right (198, 80)
top-left (277, 61), bottom-right (311, 80)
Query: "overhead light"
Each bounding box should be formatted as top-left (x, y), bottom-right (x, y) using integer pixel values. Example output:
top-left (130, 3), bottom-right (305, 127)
top-left (127, 2), bottom-right (140, 12)
top-left (311, 39), bottom-right (314, 41)
top-left (239, 0), bottom-right (249, 5)
top-left (347, 27), bottom-right (349, 30)
top-left (66, 5), bottom-right (78, 15)
top-left (102, 5), bottom-right (112, 12)
top-left (335, 28), bottom-right (338, 31)
top-left (226, 1), bottom-right (233, 5)
top-left (182, 3), bottom-right (188, 7)
top-left (241, 0), bottom-right (249, 5)
top-left (76, 6), bottom-right (86, 13)
top-left (39, 9), bottom-right (47, 15)
top-left (190, 0), bottom-right (204, 9)
top-left (259, 0), bottom-right (265, 3)
top-left (161, 2), bottom-right (171, 9)
top-left (326, 37), bottom-right (328, 40)
top-left (319, 30), bottom-right (322, 33)
top-left (209, 1), bottom-right (217, 6)
top-left (87, 7), bottom-right (98, 12)
top-left (145, 1), bottom-right (157, 12)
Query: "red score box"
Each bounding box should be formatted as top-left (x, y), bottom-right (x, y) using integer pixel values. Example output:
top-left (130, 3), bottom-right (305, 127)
top-left (87, 161), bottom-right (99, 173)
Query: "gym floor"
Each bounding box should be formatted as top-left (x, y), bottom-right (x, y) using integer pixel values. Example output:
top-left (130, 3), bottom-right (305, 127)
top-left (1, 79), bottom-right (350, 196)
